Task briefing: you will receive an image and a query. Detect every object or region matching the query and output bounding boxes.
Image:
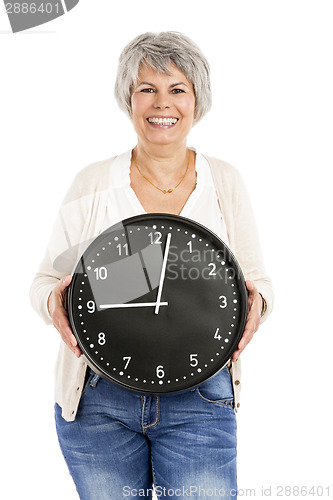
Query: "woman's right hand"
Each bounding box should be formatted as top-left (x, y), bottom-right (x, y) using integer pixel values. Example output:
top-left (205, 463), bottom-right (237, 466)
top-left (48, 275), bottom-right (82, 358)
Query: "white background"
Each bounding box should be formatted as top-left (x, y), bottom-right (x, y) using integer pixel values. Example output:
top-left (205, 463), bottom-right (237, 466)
top-left (1, 1), bottom-right (332, 498)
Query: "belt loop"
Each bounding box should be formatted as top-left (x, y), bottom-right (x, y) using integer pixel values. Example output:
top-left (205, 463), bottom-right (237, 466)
top-left (90, 373), bottom-right (100, 387)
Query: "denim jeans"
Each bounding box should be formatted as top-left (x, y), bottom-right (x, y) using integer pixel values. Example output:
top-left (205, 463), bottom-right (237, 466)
top-left (55, 366), bottom-right (237, 499)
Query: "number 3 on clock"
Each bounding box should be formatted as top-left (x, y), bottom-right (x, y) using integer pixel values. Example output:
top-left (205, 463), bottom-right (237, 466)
top-left (219, 295), bottom-right (228, 308)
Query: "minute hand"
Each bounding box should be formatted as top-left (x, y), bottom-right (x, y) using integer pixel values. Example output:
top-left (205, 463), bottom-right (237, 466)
top-left (154, 232), bottom-right (172, 314)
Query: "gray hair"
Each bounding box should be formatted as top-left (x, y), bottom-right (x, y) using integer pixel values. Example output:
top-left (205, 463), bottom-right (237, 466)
top-left (114, 32), bottom-right (212, 124)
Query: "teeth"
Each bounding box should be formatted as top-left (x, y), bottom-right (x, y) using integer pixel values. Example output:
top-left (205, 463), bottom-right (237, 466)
top-left (148, 117), bottom-right (178, 125)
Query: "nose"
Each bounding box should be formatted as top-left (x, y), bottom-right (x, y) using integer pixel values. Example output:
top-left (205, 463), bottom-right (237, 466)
top-left (153, 90), bottom-right (171, 110)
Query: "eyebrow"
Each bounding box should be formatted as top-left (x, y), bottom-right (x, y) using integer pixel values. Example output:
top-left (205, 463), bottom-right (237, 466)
top-left (137, 81), bottom-right (190, 89)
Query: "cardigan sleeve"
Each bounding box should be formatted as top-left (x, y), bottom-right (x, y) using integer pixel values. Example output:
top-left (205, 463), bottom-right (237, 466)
top-left (206, 155), bottom-right (274, 323)
top-left (231, 167), bottom-right (274, 323)
top-left (29, 173), bottom-right (87, 324)
top-left (29, 159), bottom-right (112, 325)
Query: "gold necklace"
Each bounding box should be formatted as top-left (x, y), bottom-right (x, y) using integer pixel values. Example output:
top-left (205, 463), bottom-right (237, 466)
top-left (133, 151), bottom-right (191, 194)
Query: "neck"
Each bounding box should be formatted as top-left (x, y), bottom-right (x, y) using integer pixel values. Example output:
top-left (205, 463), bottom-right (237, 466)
top-left (133, 141), bottom-right (192, 186)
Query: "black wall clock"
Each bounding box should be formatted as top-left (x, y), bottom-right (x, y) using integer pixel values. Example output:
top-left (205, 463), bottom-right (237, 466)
top-left (68, 213), bottom-right (248, 394)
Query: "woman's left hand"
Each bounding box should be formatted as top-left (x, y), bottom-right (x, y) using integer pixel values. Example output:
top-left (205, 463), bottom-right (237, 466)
top-left (231, 280), bottom-right (262, 362)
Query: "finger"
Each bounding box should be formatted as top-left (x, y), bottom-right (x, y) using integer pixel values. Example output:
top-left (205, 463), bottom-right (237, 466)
top-left (231, 349), bottom-right (240, 362)
top-left (60, 274), bottom-right (72, 289)
top-left (49, 278), bottom-right (81, 358)
top-left (239, 322), bottom-right (255, 348)
top-left (51, 276), bottom-right (72, 323)
top-left (232, 282), bottom-right (261, 362)
top-left (52, 305), bottom-right (81, 356)
top-left (59, 326), bottom-right (81, 358)
top-left (246, 279), bottom-right (255, 293)
top-left (52, 275), bottom-right (72, 298)
top-left (60, 334), bottom-right (81, 358)
top-left (50, 276), bottom-right (72, 312)
top-left (53, 308), bottom-right (76, 345)
top-left (246, 282), bottom-right (262, 321)
top-left (56, 275), bottom-right (72, 297)
top-left (231, 316), bottom-right (256, 361)
top-left (231, 334), bottom-right (252, 361)
top-left (246, 305), bottom-right (261, 332)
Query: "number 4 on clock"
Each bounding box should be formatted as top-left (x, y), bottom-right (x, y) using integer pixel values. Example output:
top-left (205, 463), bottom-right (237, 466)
top-left (214, 328), bottom-right (222, 340)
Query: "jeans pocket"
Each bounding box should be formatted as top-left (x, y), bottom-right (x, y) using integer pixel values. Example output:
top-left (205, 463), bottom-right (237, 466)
top-left (196, 366), bottom-right (234, 407)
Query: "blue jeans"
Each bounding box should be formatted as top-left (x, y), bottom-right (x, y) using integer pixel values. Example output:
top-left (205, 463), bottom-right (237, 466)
top-left (55, 367), bottom-right (237, 499)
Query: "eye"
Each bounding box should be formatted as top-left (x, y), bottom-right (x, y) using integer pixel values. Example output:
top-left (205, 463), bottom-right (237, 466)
top-left (140, 88), bottom-right (155, 93)
top-left (171, 88), bottom-right (185, 94)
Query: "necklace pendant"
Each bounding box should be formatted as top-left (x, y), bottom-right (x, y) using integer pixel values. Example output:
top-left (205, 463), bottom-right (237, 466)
top-left (163, 188), bottom-right (173, 194)
top-left (167, 189), bottom-right (173, 194)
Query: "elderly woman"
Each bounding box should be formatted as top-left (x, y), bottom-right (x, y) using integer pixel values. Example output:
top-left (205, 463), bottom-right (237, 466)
top-left (30, 32), bottom-right (273, 499)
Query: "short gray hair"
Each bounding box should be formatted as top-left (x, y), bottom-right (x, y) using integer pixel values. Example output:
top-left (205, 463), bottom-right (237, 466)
top-left (114, 32), bottom-right (212, 124)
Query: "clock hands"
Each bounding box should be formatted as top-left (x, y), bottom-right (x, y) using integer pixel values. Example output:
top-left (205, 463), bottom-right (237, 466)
top-left (99, 233), bottom-right (172, 313)
top-left (155, 232), bottom-right (172, 315)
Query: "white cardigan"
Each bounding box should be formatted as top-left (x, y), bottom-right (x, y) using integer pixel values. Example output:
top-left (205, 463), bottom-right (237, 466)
top-left (30, 153), bottom-right (274, 422)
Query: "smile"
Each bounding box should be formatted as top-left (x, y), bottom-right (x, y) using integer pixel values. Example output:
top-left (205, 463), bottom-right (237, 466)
top-left (147, 117), bottom-right (179, 126)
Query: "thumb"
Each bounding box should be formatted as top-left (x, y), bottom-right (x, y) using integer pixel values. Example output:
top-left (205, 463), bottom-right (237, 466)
top-left (58, 274), bottom-right (72, 292)
top-left (245, 280), bottom-right (254, 293)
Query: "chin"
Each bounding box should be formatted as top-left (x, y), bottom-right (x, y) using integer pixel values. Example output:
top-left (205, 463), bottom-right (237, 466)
top-left (149, 137), bottom-right (179, 147)
top-left (145, 130), bottom-right (188, 148)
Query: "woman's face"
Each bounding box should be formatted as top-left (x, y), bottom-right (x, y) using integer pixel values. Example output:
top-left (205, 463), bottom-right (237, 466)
top-left (131, 63), bottom-right (196, 149)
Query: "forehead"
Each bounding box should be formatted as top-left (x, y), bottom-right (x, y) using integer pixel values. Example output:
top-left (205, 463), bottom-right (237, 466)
top-left (136, 63), bottom-right (193, 89)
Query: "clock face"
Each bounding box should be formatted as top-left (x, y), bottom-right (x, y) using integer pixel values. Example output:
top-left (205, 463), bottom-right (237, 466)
top-left (68, 213), bottom-right (247, 394)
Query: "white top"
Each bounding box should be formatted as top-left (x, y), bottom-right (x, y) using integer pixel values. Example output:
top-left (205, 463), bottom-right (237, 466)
top-left (103, 148), bottom-right (230, 246)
